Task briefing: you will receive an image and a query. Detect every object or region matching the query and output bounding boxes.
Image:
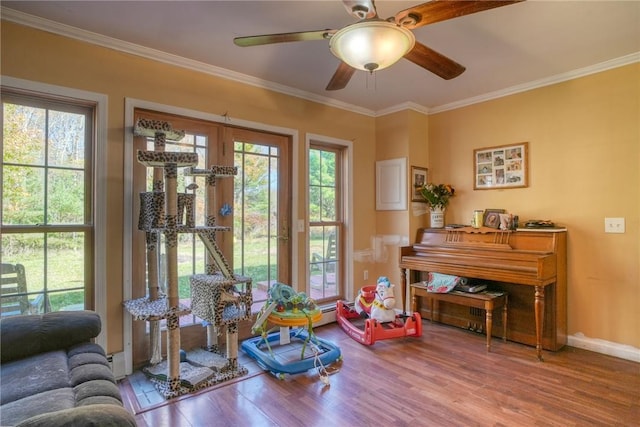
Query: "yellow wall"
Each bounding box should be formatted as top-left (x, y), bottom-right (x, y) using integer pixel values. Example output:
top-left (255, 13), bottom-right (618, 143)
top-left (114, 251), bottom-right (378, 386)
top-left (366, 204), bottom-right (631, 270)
top-left (2, 21), bottom-right (639, 352)
top-left (1, 22), bottom-right (376, 353)
top-left (428, 64), bottom-right (640, 347)
top-left (373, 110), bottom-right (429, 309)
top-left (374, 111), bottom-right (410, 288)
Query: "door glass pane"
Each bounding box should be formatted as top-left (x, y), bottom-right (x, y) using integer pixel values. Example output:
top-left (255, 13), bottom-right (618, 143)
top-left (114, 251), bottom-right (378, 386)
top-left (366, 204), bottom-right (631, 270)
top-left (234, 141), bottom-right (279, 308)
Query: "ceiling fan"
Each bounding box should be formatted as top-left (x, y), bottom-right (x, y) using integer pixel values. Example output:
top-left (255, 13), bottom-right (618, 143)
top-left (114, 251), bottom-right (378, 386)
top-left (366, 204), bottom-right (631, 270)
top-left (234, 0), bottom-right (522, 91)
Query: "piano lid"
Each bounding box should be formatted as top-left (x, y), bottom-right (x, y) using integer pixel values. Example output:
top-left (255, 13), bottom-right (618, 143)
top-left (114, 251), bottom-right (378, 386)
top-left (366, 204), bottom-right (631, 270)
top-left (400, 227), bottom-right (565, 286)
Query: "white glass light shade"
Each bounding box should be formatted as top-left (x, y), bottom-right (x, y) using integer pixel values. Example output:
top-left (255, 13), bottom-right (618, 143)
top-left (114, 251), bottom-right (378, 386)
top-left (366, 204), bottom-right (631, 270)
top-left (329, 21), bottom-right (415, 72)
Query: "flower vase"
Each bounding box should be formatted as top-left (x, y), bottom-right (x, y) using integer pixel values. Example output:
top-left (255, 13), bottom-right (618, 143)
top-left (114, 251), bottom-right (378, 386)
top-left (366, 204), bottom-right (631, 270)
top-left (430, 206), bottom-right (445, 228)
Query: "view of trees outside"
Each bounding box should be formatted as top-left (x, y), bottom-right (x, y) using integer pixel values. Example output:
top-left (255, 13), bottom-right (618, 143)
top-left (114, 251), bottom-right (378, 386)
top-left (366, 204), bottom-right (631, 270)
top-left (2, 101), bottom-right (342, 316)
top-left (233, 142), bottom-right (278, 302)
top-left (308, 147), bottom-right (340, 300)
top-left (145, 135), bottom-right (208, 303)
top-left (309, 148), bottom-right (336, 222)
top-left (2, 99), bottom-right (90, 313)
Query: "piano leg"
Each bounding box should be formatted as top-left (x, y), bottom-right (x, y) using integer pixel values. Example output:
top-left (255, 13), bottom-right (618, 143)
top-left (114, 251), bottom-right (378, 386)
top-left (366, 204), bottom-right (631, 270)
top-left (502, 294), bottom-right (508, 343)
top-left (400, 267), bottom-right (407, 316)
top-left (534, 285), bottom-right (545, 361)
top-left (485, 306), bottom-right (493, 351)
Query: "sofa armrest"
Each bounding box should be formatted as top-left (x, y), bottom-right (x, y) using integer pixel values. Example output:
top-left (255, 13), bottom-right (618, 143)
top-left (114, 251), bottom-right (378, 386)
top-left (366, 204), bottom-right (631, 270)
top-left (15, 404), bottom-right (137, 427)
top-left (0, 311), bottom-right (102, 363)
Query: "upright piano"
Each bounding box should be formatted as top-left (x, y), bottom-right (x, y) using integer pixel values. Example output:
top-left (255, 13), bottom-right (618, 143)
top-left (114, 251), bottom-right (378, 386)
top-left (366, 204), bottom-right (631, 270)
top-left (400, 226), bottom-right (567, 360)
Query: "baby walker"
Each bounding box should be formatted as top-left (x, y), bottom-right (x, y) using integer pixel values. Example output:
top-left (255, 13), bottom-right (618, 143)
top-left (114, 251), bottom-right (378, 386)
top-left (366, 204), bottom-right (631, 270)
top-left (241, 283), bottom-right (341, 381)
top-left (336, 276), bottom-right (422, 345)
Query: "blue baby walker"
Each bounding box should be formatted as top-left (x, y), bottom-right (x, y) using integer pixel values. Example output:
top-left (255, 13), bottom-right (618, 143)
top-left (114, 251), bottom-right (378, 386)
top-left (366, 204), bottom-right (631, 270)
top-left (241, 283), bottom-right (342, 382)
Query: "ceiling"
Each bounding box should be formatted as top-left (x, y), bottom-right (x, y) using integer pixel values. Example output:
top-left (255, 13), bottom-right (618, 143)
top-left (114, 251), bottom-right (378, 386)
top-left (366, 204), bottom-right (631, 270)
top-left (3, 1), bottom-right (639, 114)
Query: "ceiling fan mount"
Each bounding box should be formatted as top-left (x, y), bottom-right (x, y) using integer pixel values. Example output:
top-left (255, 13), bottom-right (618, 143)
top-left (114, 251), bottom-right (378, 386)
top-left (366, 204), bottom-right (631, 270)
top-left (233, 0), bottom-right (522, 91)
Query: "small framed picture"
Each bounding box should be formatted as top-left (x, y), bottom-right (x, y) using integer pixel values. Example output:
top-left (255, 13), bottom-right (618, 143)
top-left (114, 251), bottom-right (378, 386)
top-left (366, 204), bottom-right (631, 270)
top-left (411, 166), bottom-right (428, 202)
top-left (483, 209), bottom-right (505, 229)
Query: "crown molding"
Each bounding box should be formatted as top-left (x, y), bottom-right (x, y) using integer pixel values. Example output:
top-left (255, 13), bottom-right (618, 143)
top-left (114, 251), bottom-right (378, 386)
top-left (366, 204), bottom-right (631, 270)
top-left (1, 7), bottom-right (377, 117)
top-left (376, 101), bottom-right (430, 117)
top-left (428, 52), bottom-right (640, 114)
top-left (3, 7), bottom-right (638, 118)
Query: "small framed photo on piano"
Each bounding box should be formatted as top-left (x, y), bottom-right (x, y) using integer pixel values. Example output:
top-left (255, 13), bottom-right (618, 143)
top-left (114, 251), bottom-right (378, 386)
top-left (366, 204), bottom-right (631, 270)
top-left (484, 209), bottom-right (505, 229)
top-left (474, 142), bottom-right (528, 190)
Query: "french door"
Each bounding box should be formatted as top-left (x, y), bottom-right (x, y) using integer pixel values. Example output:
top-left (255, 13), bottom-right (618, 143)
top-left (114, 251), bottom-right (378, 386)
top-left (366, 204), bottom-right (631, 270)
top-left (230, 128), bottom-right (291, 309)
top-left (131, 110), bottom-right (290, 368)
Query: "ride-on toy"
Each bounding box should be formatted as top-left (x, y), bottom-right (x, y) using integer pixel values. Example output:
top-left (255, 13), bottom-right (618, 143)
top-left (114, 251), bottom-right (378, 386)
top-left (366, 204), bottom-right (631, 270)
top-left (336, 277), bottom-right (422, 345)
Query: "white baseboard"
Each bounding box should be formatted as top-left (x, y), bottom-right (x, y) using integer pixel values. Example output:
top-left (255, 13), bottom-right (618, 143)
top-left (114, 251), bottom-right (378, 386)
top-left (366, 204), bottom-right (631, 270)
top-left (108, 352), bottom-right (127, 379)
top-left (318, 306), bottom-right (337, 326)
top-left (568, 333), bottom-right (640, 363)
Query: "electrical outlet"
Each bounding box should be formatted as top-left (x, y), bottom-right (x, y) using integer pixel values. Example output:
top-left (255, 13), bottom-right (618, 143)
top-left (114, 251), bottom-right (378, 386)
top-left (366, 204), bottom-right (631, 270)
top-left (364, 270), bottom-right (368, 281)
top-left (604, 217), bottom-right (625, 233)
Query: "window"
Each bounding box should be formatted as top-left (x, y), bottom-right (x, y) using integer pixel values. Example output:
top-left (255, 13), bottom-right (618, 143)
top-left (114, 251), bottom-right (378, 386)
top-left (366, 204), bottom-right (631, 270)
top-left (1, 92), bottom-right (94, 315)
top-left (308, 144), bottom-right (344, 301)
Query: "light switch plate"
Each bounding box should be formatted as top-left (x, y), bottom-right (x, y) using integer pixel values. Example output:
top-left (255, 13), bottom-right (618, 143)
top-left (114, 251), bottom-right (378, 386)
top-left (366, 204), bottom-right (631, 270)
top-left (604, 217), bottom-right (625, 233)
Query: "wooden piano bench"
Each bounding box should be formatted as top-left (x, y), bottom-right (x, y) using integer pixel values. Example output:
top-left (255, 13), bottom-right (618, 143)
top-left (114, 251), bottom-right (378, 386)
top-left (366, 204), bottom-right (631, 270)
top-left (410, 283), bottom-right (508, 351)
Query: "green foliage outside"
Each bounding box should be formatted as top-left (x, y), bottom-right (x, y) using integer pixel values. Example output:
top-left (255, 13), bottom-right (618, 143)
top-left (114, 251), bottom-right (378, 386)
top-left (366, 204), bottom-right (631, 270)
top-left (2, 102), bottom-right (89, 313)
top-left (3, 106), bottom-right (338, 313)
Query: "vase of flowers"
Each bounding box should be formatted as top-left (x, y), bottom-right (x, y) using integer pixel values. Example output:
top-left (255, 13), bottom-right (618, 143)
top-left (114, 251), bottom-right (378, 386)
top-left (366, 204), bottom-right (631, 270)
top-left (420, 183), bottom-right (455, 228)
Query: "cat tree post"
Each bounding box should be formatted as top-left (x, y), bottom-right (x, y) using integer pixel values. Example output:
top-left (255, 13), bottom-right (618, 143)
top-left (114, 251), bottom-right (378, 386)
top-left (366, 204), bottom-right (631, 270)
top-left (204, 173), bottom-right (219, 349)
top-left (148, 130), bottom-right (165, 364)
top-left (163, 162), bottom-right (181, 392)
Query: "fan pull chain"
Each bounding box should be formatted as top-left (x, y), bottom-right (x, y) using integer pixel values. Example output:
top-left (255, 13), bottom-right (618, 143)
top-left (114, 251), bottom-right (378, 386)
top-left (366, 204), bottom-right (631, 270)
top-left (365, 71), bottom-right (377, 91)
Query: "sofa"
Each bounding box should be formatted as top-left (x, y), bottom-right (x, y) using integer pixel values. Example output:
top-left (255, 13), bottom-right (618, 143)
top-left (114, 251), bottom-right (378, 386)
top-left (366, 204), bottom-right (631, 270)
top-left (0, 311), bottom-right (137, 426)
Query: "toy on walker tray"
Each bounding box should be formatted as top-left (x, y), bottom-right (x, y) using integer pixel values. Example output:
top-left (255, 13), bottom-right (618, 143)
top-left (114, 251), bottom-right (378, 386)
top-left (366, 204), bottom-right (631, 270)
top-left (336, 276), bottom-right (422, 345)
top-left (241, 283), bottom-right (341, 381)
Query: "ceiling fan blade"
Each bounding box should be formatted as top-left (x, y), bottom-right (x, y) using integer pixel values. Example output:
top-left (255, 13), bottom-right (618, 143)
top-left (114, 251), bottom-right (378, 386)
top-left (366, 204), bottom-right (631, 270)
top-left (234, 30), bottom-right (334, 47)
top-left (404, 41), bottom-right (466, 80)
top-left (395, 0), bottom-right (523, 30)
top-left (326, 62), bottom-right (357, 91)
top-left (342, 0), bottom-right (377, 19)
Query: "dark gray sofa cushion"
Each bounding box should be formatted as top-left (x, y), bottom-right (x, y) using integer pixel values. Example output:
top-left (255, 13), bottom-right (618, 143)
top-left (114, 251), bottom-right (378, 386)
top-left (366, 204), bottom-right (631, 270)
top-left (70, 360), bottom-right (116, 386)
top-left (0, 311), bottom-right (137, 426)
top-left (0, 350), bottom-right (70, 405)
top-left (0, 388), bottom-right (76, 426)
top-left (74, 379), bottom-right (123, 403)
top-left (15, 404), bottom-right (137, 427)
top-left (1, 311), bottom-right (101, 363)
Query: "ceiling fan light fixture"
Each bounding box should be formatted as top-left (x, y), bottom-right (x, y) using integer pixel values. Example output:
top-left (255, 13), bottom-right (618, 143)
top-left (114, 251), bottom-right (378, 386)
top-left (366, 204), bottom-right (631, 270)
top-left (329, 21), bottom-right (415, 72)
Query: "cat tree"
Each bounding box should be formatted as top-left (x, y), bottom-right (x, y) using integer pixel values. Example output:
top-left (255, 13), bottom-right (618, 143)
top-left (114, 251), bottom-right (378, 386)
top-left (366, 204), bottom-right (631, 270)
top-left (124, 119), bottom-right (252, 398)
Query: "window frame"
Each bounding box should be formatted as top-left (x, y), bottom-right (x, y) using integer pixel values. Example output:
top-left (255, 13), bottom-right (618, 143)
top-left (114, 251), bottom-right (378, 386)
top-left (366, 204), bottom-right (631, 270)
top-left (1, 77), bottom-right (108, 348)
top-left (307, 137), bottom-right (353, 304)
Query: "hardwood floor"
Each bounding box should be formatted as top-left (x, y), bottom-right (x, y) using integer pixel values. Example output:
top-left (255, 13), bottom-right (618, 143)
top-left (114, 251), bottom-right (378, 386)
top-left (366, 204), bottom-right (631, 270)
top-left (119, 321), bottom-right (639, 426)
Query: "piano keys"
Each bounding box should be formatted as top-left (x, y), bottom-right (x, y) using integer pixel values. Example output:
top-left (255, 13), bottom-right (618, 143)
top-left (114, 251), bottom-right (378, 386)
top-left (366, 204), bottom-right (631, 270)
top-left (400, 226), bottom-right (567, 360)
